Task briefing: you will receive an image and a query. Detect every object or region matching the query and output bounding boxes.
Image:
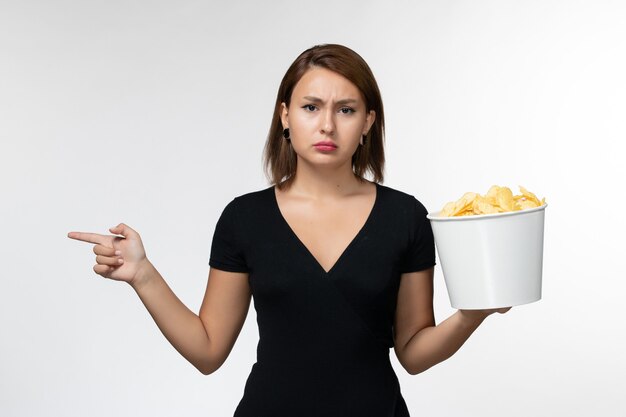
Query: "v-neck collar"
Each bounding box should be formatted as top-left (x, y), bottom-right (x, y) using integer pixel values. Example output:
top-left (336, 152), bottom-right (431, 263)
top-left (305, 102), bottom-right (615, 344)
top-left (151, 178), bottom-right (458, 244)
top-left (271, 182), bottom-right (380, 276)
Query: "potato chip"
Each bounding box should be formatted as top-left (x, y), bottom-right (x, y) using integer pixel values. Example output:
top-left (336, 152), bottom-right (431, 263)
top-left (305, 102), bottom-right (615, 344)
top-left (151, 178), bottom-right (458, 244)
top-left (519, 186), bottom-right (541, 206)
top-left (517, 199), bottom-right (539, 210)
top-left (495, 187), bottom-right (515, 212)
top-left (441, 201), bottom-right (457, 217)
top-left (472, 195), bottom-right (500, 214)
top-left (455, 192), bottom-right (479, 215)
top-left (485, 185), bottom-right (500, 203)
top-left (439, 185), bottom-right (545, 217)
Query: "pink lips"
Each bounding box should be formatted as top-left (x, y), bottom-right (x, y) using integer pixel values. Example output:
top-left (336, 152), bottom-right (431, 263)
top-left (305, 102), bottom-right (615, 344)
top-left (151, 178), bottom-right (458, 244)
top-left (313, 141), bottom-right (337, 151)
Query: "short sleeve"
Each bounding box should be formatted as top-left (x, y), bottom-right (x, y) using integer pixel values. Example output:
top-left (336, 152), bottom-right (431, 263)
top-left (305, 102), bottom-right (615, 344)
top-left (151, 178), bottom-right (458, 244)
top-left (208, 198), bottom-right (250, 273)
top-left (399, 197), bottom-right (436, 273)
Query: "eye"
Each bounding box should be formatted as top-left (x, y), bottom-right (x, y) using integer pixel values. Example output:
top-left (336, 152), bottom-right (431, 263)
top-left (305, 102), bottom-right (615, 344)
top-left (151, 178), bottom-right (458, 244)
top-left (302, 104), bottom-right (317, 112)
top-left (339, 107), bottom-right (355, 114)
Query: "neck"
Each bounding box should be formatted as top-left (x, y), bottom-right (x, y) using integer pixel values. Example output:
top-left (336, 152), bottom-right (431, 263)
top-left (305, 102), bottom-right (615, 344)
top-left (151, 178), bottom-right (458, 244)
top-left (286, 160), bottom-right (366, 200)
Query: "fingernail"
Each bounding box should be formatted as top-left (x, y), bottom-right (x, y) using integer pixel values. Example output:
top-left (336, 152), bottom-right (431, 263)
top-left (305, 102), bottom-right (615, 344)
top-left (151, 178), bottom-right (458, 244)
top-left (115, 250), bottom-right (121, 255)
top-left (118, 258), bottom-right (124, 263)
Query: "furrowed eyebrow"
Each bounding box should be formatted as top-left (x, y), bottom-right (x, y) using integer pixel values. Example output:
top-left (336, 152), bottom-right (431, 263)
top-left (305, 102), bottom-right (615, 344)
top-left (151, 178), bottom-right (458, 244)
top-left (302, 96), bottom-right (359, 105)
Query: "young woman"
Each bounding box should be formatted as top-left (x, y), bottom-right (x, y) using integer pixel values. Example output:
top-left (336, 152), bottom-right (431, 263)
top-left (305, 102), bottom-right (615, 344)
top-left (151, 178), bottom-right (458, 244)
top-left (68, 44), bottom-right (510, 417)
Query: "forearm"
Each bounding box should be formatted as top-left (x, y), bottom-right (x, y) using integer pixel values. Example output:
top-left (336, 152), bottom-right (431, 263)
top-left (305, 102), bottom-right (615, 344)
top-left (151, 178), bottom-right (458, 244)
top-left (131, 260), bottom-right (213, 374)
top-left (401, 311), bottom-right (485, 375)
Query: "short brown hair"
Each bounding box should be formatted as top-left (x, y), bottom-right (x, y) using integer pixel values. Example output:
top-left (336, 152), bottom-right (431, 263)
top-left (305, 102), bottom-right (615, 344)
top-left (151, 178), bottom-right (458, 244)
top-left (262, 44), bottom-right (385, 190)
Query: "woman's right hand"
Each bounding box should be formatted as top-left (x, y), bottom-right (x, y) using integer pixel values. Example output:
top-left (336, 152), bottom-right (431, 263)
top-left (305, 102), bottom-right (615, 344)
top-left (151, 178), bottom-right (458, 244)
top-left (67, 223), bottom-right (151, 288)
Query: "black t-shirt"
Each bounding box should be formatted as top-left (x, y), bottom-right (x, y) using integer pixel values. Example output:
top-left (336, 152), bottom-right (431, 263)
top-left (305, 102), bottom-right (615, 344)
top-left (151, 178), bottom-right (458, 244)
top-left (209, 182), bottom-right (435, 417)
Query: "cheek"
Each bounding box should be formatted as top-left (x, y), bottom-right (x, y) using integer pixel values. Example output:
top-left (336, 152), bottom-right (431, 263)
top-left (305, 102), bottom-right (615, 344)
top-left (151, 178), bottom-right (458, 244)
top-left (340, 117), bottom-right (367, 133)
top-left (291, 112), bottom-right (316, 127)
top-left (288, 118), bottom-right (312, 141)
top-left (289, 117), bottom-right (317, 139)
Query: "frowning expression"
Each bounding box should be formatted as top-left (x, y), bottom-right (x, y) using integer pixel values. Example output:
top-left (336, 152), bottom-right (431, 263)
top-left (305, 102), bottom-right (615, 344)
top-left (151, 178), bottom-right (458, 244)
top-left (281, 66), bottom-right (375, 167)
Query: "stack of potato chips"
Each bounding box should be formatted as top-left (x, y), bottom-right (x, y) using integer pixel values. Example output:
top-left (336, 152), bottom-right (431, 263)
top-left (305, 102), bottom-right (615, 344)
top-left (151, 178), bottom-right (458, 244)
top-left (440, 185), bottom-right (546, 217)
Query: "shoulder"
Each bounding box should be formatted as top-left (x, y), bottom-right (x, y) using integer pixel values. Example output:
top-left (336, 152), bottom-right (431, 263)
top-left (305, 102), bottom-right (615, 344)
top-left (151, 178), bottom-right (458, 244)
top-left (219, 186), bottom-right (274, 218)
top-left (231, 185), bottom-right (273, 205)
top-left (377, 183), bottom-right (429, 216)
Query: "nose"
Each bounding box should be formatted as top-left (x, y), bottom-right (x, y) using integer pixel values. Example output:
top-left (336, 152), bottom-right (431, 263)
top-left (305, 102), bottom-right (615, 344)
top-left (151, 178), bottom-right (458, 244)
top-left (320, 108), bottom-right (335, 136)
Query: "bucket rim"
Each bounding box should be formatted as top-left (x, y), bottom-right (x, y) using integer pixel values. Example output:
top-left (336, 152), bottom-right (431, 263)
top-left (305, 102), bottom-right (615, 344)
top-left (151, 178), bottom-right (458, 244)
top-left (427, 203), bottom-right (547, 221)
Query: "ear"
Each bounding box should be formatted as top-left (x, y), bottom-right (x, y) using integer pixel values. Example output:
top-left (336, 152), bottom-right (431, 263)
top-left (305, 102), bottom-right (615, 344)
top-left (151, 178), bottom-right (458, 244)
top-left (280, 102), bottom-right (289, 129)
top-left (363, 110), bottom-right (376, 135)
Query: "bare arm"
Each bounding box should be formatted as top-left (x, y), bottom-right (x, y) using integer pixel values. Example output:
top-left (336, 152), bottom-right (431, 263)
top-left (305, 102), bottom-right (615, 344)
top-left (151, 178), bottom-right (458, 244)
top-left (393, 267), bottom-right (510, 375)
top-left (132, 261), bottom-right (251, 375)
top-left (68, 223), bottom-right (251, 375)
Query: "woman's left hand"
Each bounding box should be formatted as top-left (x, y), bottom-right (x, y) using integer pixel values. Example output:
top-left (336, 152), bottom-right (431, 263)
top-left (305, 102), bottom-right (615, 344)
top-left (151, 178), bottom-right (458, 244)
top-left (458, 306), bottom-right (512, 323)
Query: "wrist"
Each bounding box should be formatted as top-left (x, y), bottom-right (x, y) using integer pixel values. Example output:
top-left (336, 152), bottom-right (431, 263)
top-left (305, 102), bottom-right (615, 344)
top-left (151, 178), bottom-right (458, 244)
top-left (130, 258), bottom-right (155, 292)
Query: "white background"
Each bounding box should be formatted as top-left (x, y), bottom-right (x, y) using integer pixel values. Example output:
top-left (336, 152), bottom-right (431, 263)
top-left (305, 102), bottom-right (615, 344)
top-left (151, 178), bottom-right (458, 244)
top-left (2, 1), bottom-right (625, 416)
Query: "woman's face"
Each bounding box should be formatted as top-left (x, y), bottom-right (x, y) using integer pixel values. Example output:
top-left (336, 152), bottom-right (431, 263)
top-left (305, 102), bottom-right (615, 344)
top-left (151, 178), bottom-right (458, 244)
top-left (281, 66), bottom-right (375, 171)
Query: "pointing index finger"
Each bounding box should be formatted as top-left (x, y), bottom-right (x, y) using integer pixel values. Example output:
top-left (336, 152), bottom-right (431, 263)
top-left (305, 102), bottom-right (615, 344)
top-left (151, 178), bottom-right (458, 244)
top-left (67, 231), bottom-right (108, 245)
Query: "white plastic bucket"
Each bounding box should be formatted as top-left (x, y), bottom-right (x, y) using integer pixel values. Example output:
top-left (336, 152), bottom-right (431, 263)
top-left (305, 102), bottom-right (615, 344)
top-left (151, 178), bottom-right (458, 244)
top-left (427, 204), bottom-right (547, 309)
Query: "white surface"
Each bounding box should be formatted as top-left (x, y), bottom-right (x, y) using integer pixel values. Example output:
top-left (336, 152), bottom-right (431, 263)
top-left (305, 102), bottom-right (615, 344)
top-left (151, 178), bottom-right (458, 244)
top-left (2, 1), bottom-right (625, 416)
top-left (428, 205), bottom-right (546, 309)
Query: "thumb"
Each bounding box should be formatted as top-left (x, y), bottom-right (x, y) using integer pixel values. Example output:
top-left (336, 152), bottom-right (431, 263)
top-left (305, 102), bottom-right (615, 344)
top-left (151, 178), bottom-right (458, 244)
top-left (109, 222), bottom-right (136, 238)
